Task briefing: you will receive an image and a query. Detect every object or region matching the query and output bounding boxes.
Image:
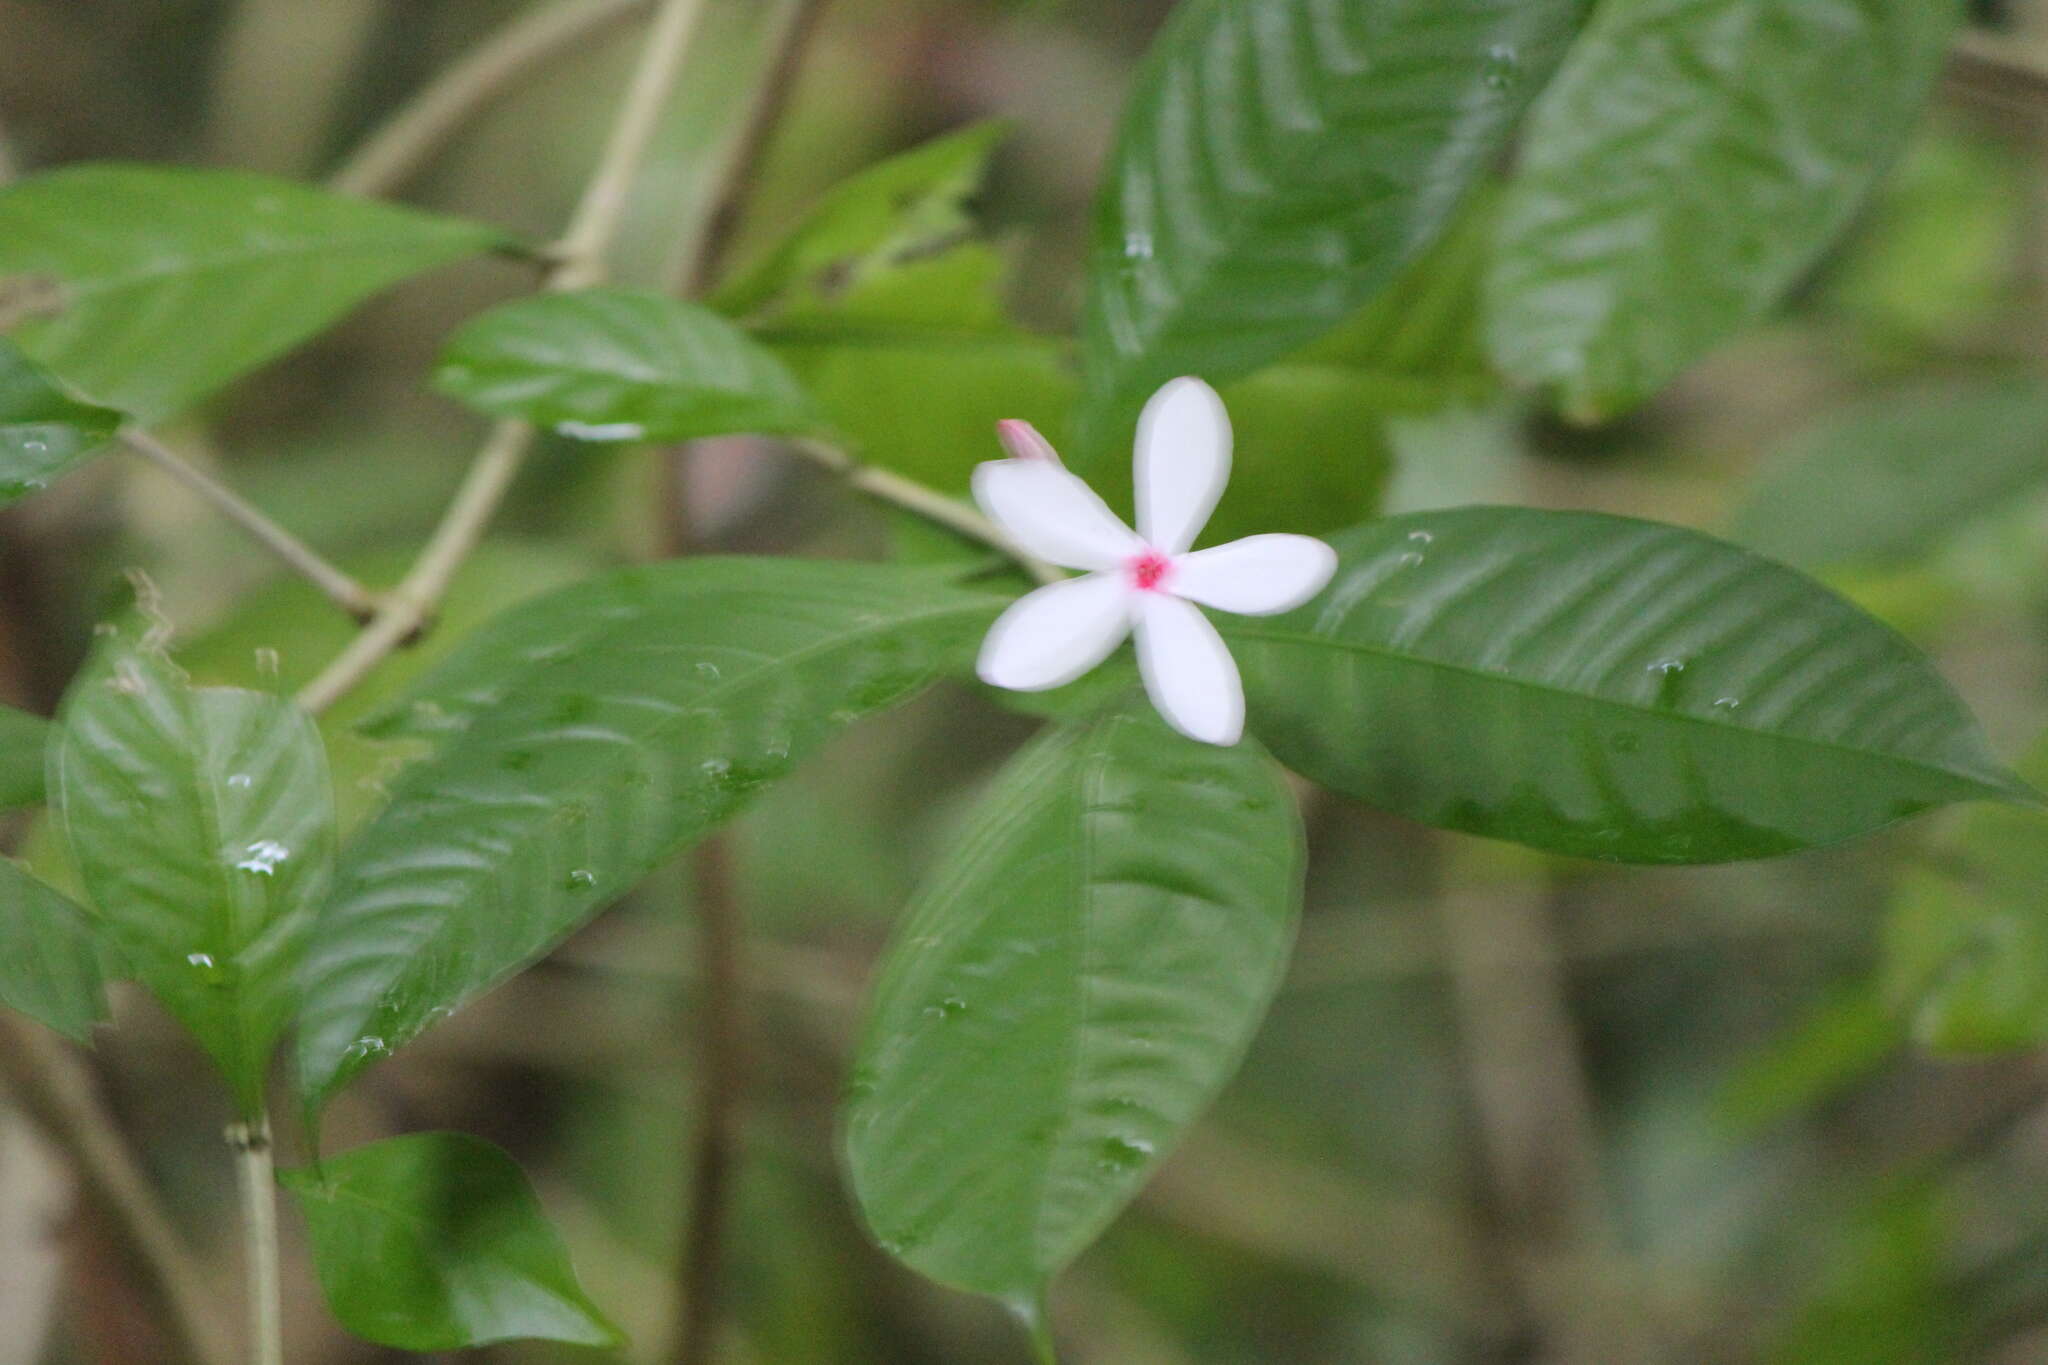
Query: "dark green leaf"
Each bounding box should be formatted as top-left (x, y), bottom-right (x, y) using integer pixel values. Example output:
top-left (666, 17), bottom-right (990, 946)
top-left (0, 337), bottom-right (121, 503)
top-left (1731, 378), bottom-right (2048, 571)
top-left (1230, 508), bottom-right (2032, 864)
top-left (714, 122), bottom-right (1008, 318)
top-left (845, 707), bottom-right (1301, 1300)
top-left (298, 560), bottom-right (1005, 1106)
top-left (281, 1131), bottom-right (620, 1351)
top-left (1488, 0), bottom-right (1962, 418)
top-left (435, 288), bottom-right (824, 443)
top-left (1077, 0), bottom-right (1585, 449)
top-left (0, 703), bottom-right (51, 810)
top-left (0, 164), bottom-right (506, 419)
top-left (0, 858), bottom-right (111, 1042)
top-left (52, 632), bottom-right (335, 1111)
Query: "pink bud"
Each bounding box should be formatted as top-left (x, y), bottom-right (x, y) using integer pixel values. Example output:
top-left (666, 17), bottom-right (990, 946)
top-left (995, 420), bottom-right (1061, 465)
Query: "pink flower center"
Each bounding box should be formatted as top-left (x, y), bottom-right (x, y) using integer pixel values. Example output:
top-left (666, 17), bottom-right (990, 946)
top-left (1128, 550), bottom-right (1172, 593)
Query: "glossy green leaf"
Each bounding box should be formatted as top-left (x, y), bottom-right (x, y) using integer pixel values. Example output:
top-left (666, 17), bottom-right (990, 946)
top-left (298, 560), bottom-right (1005, 1106)
top-left (0, 858), bottom-right (111, 1042)
top-left (0, 337), bottom-right (121, 504)
top-left (434, 288), bottom-right (824, 443)
top-left (0, 703), bottom-right (50, 810)
top-left (51, 631), bottom-right (335, 1112)
top-left (281, 1131), bottom-right (620, 1351)
top-left (1731, 378), bottom-right (2048, 571)
top-left (714, 122), bottom-right (1008, 318)
top-left (845, 708), bottom-right (1302, 1300)
top-left (0, 164), bottom-right (506, 419)
top-left (1229, 507), bottom-right (2032, 864)
top-left (1488, 0), bottom-right (1961, 419)
top-left (1077, 0), bottom-right (1585, 449)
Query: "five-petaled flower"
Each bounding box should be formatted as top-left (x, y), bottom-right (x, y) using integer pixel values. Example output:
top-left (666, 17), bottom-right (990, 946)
top-left (973, 377), bottom-right (1337, 746)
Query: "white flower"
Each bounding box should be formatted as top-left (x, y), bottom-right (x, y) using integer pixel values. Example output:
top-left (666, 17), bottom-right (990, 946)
top-left (973, 377), bottom-right (1337, 746)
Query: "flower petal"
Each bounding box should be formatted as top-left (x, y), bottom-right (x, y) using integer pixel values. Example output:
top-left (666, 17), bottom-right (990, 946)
top-left (1134, 376), bottom-right (1231, 554)
top-left (977, 573), bottom-right (1134, 692)
top-left (1171, 534), bottom-right (1338, 616)
top-left (1133, 593), bottom-right (1243, 745)
top-left (972, 460), bottom-right (1142, 571)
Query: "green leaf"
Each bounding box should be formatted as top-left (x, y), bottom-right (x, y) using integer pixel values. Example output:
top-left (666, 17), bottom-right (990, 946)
top-left (845, 707), bottom-right (1302, 1301)
top-left (0, 703), bottom-right (51, 810)
top-left (1731, 378), bottom-right (2048, 571)
top-left (280, 1131), bottom-right (620, 1351)
top-left (0, 164), bottom-right (506, 420)
top-left (434, 288), bottom-right (825, 443)
top-left (0, 337), bottom-right (121, 504)
top-left (298, 560), bottom-right (1005, 1106)
top-left (713, 122), bottom-right (1008, 318)
top-left (1229, 507), bottom-right (2032, 864)
top-left (1488, 0), bottom-right (1962, 419)
top-left (51, 631), bottom-right (335, 1112)
top-left (1077, 0), bottom-right (1585, 448)
top-left (0, 858), bottom-right (111, 1042)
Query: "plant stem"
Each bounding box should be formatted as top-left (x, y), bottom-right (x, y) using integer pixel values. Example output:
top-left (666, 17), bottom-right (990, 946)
top-left (794, 440), bottom-right (1061, 585)
top-left (1011, 1295), bottom-right (1059, 1365)
top-left (122, 428), bottom-right (379, 621)
top-left (674, 836), bottom-right (746, 1365)
top-left (297, 0), bottom-right (710, 715)
top-left (668, 0), bottom-right (827, 296)
top-left (328, 0), bottom-right (657, 199)
top-left (228, 1119), bottom-right (282, 1365)
top-left (0, 1016), bottom-right (236, 1365)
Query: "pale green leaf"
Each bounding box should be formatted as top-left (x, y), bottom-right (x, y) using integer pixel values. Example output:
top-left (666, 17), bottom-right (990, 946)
top-left (714, 122), bottom-right (1008, 318)
top-left (0, 337), bottom-right (121, 503)
top-left (0, 704), bottom-right (50, 811)
top-left (0, 858), bottom-right (111, 1042)
top-left (0, 164), bottom-right (506, 419)
top-left (281, 1131), bottom-right (620, 1351)
top-left (435, 288), bottom-right (825, 443)
top-left (52, 631), bottom-right (335, 1112)
top-left (1731, 378), bottom-right (2048, 571)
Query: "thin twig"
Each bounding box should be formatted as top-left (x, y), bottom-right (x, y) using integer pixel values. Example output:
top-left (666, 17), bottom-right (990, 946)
top-left (227, 1120), bottom-right (280, 1365)
top-left (674, 836), bottom-right (747, 1365)
top-left (794, 440), bottom-right (1061, 585)
top-left (297, 0), bottom-right (712, 716)
top-left (668, 0), bottom-right (827, 296)
top-left (327, 0), bottom-right (657, 199)
top-left (0, 1016), bottom-right (236, 1365)
top-left (122, 429), bottom-right (378, 621)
